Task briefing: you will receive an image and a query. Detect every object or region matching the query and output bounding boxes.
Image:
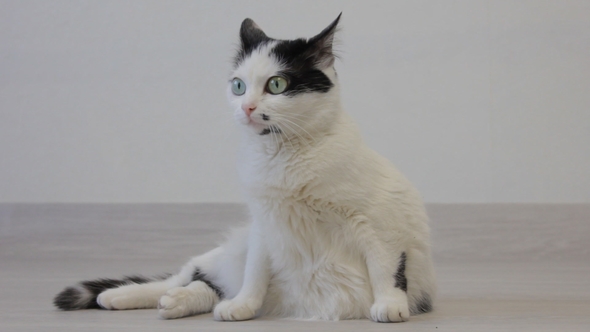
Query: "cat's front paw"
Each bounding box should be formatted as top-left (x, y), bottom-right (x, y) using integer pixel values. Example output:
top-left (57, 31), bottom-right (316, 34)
top-left (213, 299), bottom-right (257, 321)
top-left (370, 298), bottom-right (410, 323)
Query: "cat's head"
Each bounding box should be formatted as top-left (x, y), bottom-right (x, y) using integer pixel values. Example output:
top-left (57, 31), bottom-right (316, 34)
top-left (228, 14), bottom-right (342, 141)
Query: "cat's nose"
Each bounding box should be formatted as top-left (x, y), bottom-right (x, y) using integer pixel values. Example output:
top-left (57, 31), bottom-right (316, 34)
top-left (242, 104), bottom-right (257, 117)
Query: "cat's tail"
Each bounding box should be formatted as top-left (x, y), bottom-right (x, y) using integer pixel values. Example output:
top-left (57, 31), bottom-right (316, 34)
top-left (53, 275), bottom-right (168, 310)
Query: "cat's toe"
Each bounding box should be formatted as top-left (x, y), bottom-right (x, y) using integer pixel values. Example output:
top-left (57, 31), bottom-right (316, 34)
top-left (158, 288), bottom-right (192, 319)
top-left (158, 285), bottom-right (220, 319)
top-left (370, 299), bottom-right (410, 323)
top-left (96, 292), bottom-right (113, 309)
top-left (213, 300), bottom-right (256, 321)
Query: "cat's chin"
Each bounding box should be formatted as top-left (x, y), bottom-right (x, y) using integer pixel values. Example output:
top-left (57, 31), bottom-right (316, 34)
top-left (242, 121), bottom-right (281, 136)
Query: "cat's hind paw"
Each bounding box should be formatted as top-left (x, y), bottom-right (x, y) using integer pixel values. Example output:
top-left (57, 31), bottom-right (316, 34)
top-left (158, 287), bottom-right (195, 319)
top-left (158, 281), bottom-right (219, 319)
top-left (213, 299), bottom-right (257, 321)
top-left (97, 288), bottom-right (146, 310)
top-left (370, 299), bottom-right (410, 323)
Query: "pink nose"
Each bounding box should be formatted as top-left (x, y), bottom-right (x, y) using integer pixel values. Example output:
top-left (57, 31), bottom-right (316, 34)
top-left (242, 104), bottom-right (257, 116)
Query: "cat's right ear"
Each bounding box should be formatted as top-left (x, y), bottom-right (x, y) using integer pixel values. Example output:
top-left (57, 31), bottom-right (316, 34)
top-left (240, 18), bottom-right (269, 53)
top-left (307, 13), bottom-right (341, 69)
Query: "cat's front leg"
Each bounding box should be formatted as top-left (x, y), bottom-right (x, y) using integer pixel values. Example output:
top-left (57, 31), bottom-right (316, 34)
top-left (213, 221), bottom-right (269, 321)
top-left (366, 249), bottom-right (410, 322)
top-left (351, 215), bottom-right (410, 322)
top-left (369, 283), bottom-right (410, 323)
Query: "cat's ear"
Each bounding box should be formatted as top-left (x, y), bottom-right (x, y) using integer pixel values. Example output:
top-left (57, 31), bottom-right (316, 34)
top-left (307, 13), bottom-right (341, 69)
top-left (240, 18), bottom-right (270, 53)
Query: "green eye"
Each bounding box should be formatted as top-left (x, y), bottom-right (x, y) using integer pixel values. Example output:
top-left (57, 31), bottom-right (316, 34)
top-left (267, 76), bottom-right (288, 94)
top-left (231, 78), bottom-right (246, 95)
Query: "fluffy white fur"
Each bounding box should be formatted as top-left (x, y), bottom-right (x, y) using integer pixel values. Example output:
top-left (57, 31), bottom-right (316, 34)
top-left (96, 21), bottom-right (436, 323)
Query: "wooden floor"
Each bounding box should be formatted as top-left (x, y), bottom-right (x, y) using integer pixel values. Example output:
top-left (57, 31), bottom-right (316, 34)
top-left (1, 203), bottom-right (589, 331)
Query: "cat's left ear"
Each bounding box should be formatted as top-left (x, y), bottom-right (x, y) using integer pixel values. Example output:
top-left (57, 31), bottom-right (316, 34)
top-left (308, 13), bottom-right (341, 69)
top-left (240, 18), bottom-right (270, 54)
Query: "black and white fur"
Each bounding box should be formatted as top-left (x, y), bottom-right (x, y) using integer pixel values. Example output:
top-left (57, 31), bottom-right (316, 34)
top-left (54, 14), bottom-right (436, 322)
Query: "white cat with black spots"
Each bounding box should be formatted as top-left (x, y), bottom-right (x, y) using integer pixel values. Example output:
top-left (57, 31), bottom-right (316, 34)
top-left (54, 14), bottom-right (436, 323)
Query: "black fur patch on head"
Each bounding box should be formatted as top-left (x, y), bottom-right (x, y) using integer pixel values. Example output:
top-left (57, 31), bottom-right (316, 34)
top-left (270, 14), bottom-right (340, 96)
top-left (233, 14), bottom-right (341, 96)
top-left (278, 66), bottom-right (334, 96)
top-left (394, 252), bottom-right (407, 292)
top-left (413, 292), bottom-right (433, 314)
top-left (192, 268), bottom-right (224, 299)
top-left (271, 40), bottom-right (334, 96)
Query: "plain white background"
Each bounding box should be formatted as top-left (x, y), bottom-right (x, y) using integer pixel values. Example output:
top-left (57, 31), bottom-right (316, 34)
top-left (1, 0), bottom-right (589, 203)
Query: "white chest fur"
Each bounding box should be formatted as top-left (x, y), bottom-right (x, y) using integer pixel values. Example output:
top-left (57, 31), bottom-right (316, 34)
top-left (256, 195), bottom-right (374, 320)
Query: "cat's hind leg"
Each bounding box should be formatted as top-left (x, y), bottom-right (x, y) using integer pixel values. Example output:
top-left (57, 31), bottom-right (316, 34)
top-left (344, 213), bottom-right (411, 322)
top-left (55, 225), bottom-right (249, 318)
top-left (97, 245), bottom-right (229, 314)
top-left (54, 274), bottom-right (182, 311)
top-left (96, 275), bottom-right (184, 310)
top-left (158, 245), bottom-right (238, 319)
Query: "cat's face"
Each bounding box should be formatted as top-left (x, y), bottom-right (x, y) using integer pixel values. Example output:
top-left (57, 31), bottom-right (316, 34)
top-left (228, 15), bottom-right (342, 140)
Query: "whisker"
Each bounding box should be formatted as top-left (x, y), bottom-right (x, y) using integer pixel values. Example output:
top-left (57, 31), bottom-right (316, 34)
top-left (281, 113), bottom-right (319, 134)
top-left (273, 115), bottom-right (317, 145)
top-left (272, 118), bottom-right (310, 147)
top-left (276, 122), bottom-right (296, 151)
top-left (273, 119), bottom-right (311, 149)
top-left (277, 112), bottom-right (314, 119)
top-left (276, 123), bottom-right (295, 150)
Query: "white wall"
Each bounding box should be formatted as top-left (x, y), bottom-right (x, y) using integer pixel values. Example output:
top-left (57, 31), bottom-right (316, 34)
top-left (1, 0), bottom-right (589, 203)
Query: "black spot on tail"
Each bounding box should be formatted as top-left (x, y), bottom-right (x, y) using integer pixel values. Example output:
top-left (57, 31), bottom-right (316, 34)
top-left (412, 292), bottom-right (433, 314)
top-left (53, 274), bottom-right (168, 311)
top-left (192, 268), bottom-right (224, 299)
top-left (53, 287), bottom-right (88, 311)
top-left (394, 252), bottom-right (407, 292)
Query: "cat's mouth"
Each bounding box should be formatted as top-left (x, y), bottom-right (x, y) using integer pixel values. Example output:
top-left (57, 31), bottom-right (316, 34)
top-left (259, 126), bottom-right (282, 136)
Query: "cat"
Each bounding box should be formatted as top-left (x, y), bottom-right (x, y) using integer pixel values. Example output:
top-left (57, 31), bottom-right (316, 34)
top-left (54, 13), bottom-right (436, 323)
